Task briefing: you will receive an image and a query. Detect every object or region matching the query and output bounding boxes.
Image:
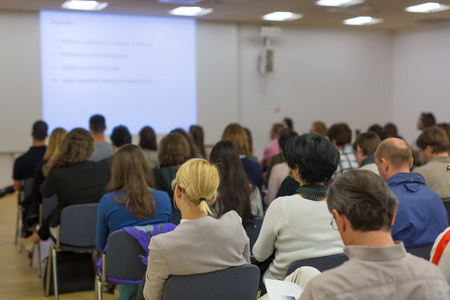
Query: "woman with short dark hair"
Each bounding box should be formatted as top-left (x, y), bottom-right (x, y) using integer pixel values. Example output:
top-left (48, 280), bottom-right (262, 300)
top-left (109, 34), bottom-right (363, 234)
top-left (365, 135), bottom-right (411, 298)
top-left (139, 126), bottom-right (159, 169)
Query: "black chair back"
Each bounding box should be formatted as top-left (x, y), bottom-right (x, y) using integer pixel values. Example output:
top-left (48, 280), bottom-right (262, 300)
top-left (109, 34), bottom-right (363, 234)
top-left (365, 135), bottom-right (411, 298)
top-left (286, 253), bottom-right (348, 277)
top-left (244, 217), bottom-right (264, 254)
top-left (406, 243), bottom-right (433, 260)
top-left (59, 203), bottom-right (98, 248)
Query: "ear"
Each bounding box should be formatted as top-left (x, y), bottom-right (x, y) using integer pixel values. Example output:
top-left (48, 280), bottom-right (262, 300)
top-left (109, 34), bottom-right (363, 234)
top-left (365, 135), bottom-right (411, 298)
top-left (409, 157), bottom-right (413, 169)
top-left (332, 139), bottom-right (337, 147)
top-left (332, 209), bottom-right (346, 232)
top-left (380, 158), bottom-right (389, 173)
top-left (390, 210), bottom-right (397, 227)
top-left (207, 195), bottom-right (216, 205)
top-left (356, 145), bottom-right (362, 154)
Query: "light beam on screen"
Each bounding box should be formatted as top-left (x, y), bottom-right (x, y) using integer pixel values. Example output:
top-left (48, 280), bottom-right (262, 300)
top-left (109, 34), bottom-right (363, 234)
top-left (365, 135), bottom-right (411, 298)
top-left (40, 11), bottom-right (197, 135)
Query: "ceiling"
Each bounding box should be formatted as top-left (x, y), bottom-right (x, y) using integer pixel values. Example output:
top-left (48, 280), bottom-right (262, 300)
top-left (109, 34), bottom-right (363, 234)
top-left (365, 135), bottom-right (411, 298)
top-left (3, 0), bottom-right (450, 30)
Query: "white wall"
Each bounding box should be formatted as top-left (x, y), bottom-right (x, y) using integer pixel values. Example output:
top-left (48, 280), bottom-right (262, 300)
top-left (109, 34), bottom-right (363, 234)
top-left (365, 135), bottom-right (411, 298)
top-left (392, 24), bottom-right (450, 146)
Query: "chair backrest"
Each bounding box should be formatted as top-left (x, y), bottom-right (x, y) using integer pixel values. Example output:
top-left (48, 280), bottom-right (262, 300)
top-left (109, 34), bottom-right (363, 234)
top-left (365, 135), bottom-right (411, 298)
top-left (244, 217), bottom-right (264, 254)
top-left (23, 178), bottom-right (34, 200)
top-left (105, 229), bottom-right (148, 282)
top-left (406, 243), bottom-right (433, 260)
top-left (162, 264), bottom-right (260, 300)
top-left (286, 253), bottom-right (348, 277)
top-left (42, 195), bottom-right (58, 221)
top-left (59, 203), bottom-right (98, 248)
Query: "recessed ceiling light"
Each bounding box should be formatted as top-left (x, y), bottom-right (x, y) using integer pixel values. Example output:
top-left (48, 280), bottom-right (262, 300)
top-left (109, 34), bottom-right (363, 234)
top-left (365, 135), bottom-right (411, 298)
top-left (262, 12), bottom-right (303, 22)
top-left (158, 0), bottom-right (203, 4)
top-left (343, 16), bottom-right (383, 25)
top-left (405, 2), bottom-right (450, 13)
top-left (169, 6), bottom-right (212, 16)
top-left (61, 0), bottom-right (108, 11)
top-left (316, 0), bottom-right (364, 7)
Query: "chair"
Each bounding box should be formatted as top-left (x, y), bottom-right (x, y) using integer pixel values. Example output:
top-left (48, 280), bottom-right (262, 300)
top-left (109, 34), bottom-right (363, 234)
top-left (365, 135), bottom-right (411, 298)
top-left (286, 253), bottom-right (348, 277)
top-left (95, 229), bottom-right (148, 300)
top-left (162, 264), bottom-right (260, 300)
top-left (45, 203), bottom-right (98, 300)
top-left (406, 243), bottom-right (434, 260)
top-left (244, 216), bottom-right (264, 254)
top-left (15, 178), bottom-right (34, 250)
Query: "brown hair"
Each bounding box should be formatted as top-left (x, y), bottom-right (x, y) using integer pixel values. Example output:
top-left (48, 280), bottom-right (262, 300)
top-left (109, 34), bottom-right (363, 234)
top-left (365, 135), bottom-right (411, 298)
top-left (417, 126), bottom-right (450, 153)
top-left (107, 144), bottom-right (155, 219)
top-left (221, 123), bottom-right (250, 155)
top-left (139, 126), bottom-right (157, 151)
top-left (327, 123), bottom-right (352, 147)
top-left (189, 125), bottom-right (206, 158)
top-left (171, 128), bottom-right (198, 158)
top-left (43, 128), bottom-right (94, 176)
top-left (312, 121), bottom-right (327, 136)
top-left (420, 112), bottom-right (436, 129)
top-left (158, 132), bottom-right (191, 166)
top-left (43, 128), bottom-right (68, 160)
top-left (375, 138), bottom-right (412, 169)
top-left (353, 132), bottom-right (381, 157)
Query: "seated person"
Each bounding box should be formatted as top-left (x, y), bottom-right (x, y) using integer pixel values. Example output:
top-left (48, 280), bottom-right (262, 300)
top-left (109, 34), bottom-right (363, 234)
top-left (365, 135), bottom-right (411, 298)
top-left (95, 144), bottom-right (172, 300)
top-left (253, 133), bottom-right (344, 281)
top-left (139, 126), bottom-right (159, 169)
top-left (300, 170), bottom-right (449, 300)
top-left (431, 227), bottom-right (450, 285)
top-left (143, 159), bottom-right (250, 300)
top-left (88, 114), bottom-right (114, 161)
top-left (23, 128), bottom-right (111, 249)
top-left (327, 123), bottom-right (359, 181)
top-left (352, 131), bottom-right (381, 175)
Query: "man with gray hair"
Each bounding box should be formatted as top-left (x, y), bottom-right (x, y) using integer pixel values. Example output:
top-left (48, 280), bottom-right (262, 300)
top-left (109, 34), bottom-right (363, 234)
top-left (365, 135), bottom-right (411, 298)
top-left (300, 170), bottom-right (449, 300)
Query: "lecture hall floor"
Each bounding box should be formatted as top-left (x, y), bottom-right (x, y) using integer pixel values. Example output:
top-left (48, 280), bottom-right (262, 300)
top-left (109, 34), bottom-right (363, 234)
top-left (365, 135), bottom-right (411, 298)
top-left (0, 193), bottom-right (118, 300)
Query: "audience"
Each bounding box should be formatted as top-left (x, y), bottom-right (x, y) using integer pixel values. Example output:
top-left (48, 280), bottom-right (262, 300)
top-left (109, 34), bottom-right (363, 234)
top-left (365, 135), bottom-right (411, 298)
top-left (189, 125), bottom-right (206, 159)
top-left (414, 126), bottom-right (450, 202)
top-left (431, 227), bottom-right (450, 285)
top-left (352, 131), bottom-right (381, 175)
top-left (95, 144), bottom-right (171, 300)
top-left (300, 170), bottom-right (449, 300)
top-left (110, 125), bottom-right (132, 152)
top-left (309, 121), bottom-right (327, 136)
top-left (367, 123), bottom-right (386, 140)
top-left (170, 128), bottom-right (200, 159)
top-left (418, 112), bottom-right (436, 131)
top-left (209, 141), bottom-right (263, 224)
top-left (282, 117), bottom-right (294, 130)
top-left (139, 126), bottom-right (159, 169)
top-left (261, 123), bottom-right (284, 169)
top-left (222, 123), bottom-right (263, 190)
top-left (253, 134), bottom-right (344, 281)
top-left (143, 158), bottom-right (250, 300)
top-left (88, 114), bottom-right (114, 161)
top-left (375, 138), bottom-right (448, 247)
top-left (243, 127), bottom-right (258, 162)
top-left (22, 128), bottom-right (111, 250)
top-left (384, 122), bottom-right (400, 139)
top-left (327, 122), bottom-right (358, 181)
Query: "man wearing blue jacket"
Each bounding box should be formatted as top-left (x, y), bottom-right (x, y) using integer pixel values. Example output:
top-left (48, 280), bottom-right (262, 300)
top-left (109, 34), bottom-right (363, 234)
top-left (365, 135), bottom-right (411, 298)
top-left (375, 138), bottom-right (448, 247)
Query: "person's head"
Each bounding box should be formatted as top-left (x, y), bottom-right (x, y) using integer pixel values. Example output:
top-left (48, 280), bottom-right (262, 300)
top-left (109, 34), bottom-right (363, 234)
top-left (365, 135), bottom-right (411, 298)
top-left (158, 132), bottom-right (191, 166)
top-left (44, 128), bottom-right (94, 176)
top-left (32, 120), bottom-right (48, 141)
top-left (384, 123), bottom-right (398, 138)
top-left (221, 123), bottom-right (250, 155)
top-left (171, 158), bottom-right (220, 216)
top-left (285, 134), bottom-right (340, 185)
top-left (110, 125), bottom-right (131, 150)
top-left (278, 129), bottom-right (298, 157)
top-left (367, 124), bottom-right (385, 140)
top-left (89, 114), bottom-right (106, 134)
top-left (328, 170), bottom-right (398, 245)
top-left (107, 144), bottom-right (155, 219)
top-left (209, 141), bottom-right (253, 224)
top-left (189, 125), bottom-right (206, 158)
top-left (416, 126), bottom-right (450, 162)
top-left (418, 112), bottom-right (436, 131)
top-left (375, 138), bottom-right (412, 180)
top-left (352, 132), bottom-right (382, 165)
top-left (139, 126), bottom-right (157, 151)
top-left (283, 117), bottom-right (294, 130)
top-left (43, 128), bottom-right (68, 160)
top-left (171, 128), bottom-right (198, 158)
top-left (310, 121), bottom-right (327, 136)
top-left (327, 123), bottom-right (352, 148)
top-left (271, 123), bottom-right (285, 139)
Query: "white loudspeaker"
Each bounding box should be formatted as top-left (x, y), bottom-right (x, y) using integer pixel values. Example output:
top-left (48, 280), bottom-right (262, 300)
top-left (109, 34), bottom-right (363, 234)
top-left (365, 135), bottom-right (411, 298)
top-left (259, 47), bottom-right (274, 74)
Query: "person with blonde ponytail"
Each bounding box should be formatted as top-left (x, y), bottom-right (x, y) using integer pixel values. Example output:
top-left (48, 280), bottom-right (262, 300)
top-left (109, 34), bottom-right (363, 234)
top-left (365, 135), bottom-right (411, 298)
top-left (143, 158), bottom-right (250, 300)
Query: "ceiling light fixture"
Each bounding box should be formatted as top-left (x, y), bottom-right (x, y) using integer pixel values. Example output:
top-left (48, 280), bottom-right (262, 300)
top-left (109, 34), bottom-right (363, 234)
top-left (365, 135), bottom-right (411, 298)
top-left (169, 6), bottom-right (212, 16)
top-left (343, 16), bottom-right (383, 25)
top-left (405, 2), bottom-right (450, 13)
top-left (61, 0), bottom-right (108, 11)
top-left (262, 12), bottom-right (302, 22)
top-left (316, 0), bottom-right (364, 7)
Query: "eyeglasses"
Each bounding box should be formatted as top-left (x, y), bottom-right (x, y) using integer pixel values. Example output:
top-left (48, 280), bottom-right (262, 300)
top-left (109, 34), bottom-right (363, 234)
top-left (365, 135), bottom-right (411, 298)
top-left (330, 216), bottom-right (338, 231)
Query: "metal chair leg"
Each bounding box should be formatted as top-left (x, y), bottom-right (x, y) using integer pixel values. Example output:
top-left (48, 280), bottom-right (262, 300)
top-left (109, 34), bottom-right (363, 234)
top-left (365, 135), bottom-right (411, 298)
top-left (52, 247), bottom-right (58, 300)
top-left (95, 275), bottom-right (103, 300)
top-left (37, 242), bottom-right (42, 277)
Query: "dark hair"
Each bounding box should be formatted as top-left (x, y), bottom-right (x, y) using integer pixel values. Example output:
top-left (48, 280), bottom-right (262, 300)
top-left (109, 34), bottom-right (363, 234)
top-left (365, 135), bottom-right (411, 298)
top-left (327, 123), bottom-right (352, 147)
top-left (367, 124), bottom-right (385, 140)
top-left (328, 170), bottom-right (398, 232)
top-left (353, 132), bottom-right (381, 156)
top-left (285, 134), bottom-right (339, 184)
top-left (32, 120), bottom-right (48, 141)
top-left (278, 129), bottom-right (298, 157)
top-left (111, 125), bottom-right (131, 148)
top-left (417, 126), bottom-right (450, 153)
top-left (421, 112), bottom-right (436, 129)
top-left (158, 132), bottom-right (191, 166)
top-left (384, 123), bottom-right (398, 138)
top-left (171, 128), bottom-right (198, 158)
top-left (139, 126), bottom-right (157, 151)
top-left (189, 125), bottom-right (206, 158)
top-left (283, 117), bottom-right (293, 130)
top-left (209, 141), bottom-right (254, 225)
top-left (437, 123), bottom-right (450, 141)
top-left (89, 114), bottom-right (106, 133)
top-left (108, 144), bottom-right (155, 219)
top-left (375, 138), bottom-right (412, 169)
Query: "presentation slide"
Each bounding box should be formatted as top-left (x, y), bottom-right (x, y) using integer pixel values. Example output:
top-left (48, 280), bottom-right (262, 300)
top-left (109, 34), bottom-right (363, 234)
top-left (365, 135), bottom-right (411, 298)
top-left (40, 11), bottom-right (196, 135)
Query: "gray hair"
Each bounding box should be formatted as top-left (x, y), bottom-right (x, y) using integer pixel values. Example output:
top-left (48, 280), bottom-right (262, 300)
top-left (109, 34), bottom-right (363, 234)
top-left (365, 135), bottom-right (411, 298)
top-left (327, 170), bottom-right (398, 232)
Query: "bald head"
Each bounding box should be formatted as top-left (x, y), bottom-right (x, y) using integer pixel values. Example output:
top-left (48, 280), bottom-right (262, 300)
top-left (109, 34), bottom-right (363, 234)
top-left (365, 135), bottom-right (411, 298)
top-left (375, 138), bottom-right (412, 179)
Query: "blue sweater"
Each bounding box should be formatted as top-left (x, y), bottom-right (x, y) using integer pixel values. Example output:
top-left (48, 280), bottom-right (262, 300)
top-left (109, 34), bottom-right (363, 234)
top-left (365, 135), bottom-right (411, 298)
top-left (95, 189), bottom-right (172, 251)
top-left (387, 173), bottom-right (448, 247)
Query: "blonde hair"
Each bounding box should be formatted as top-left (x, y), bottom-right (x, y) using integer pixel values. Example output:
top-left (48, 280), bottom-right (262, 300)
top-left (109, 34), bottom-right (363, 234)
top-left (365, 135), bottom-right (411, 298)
top-left (44, 128), bottom-right (67, 160)
top-left (171, 158), bottom-right (220, 215)
top-left (221, 123), bottom-right (250, 155)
